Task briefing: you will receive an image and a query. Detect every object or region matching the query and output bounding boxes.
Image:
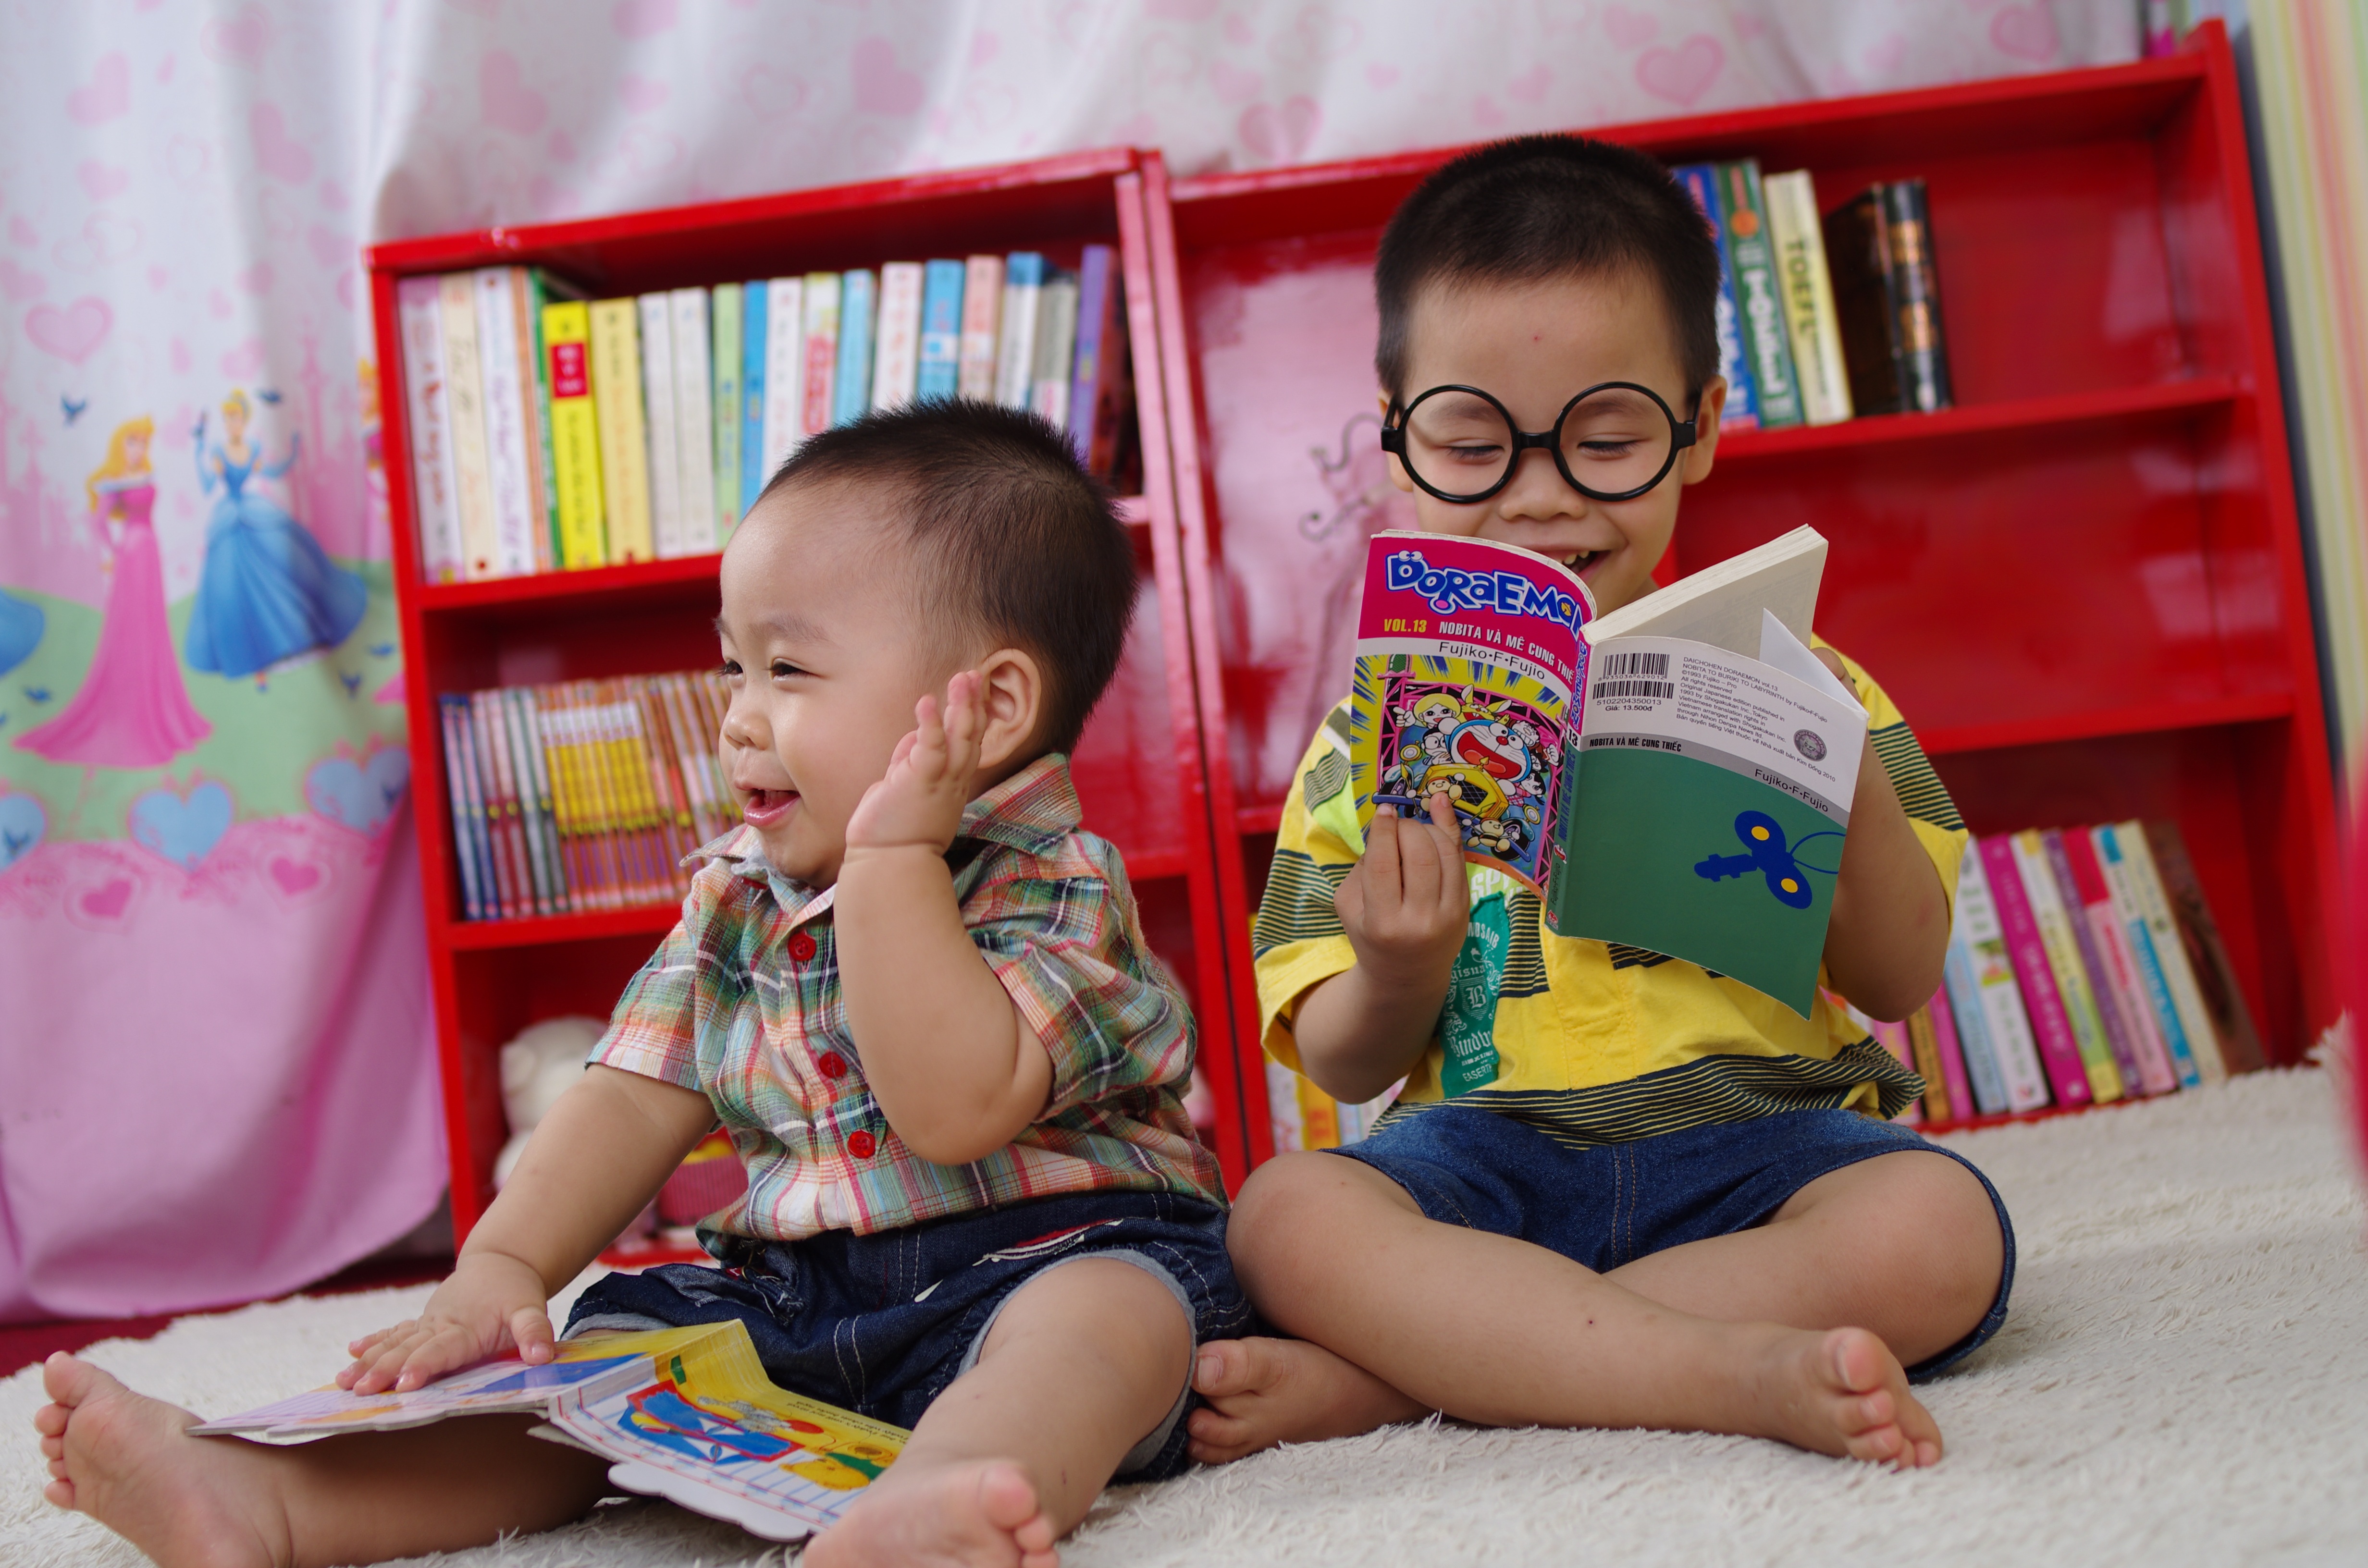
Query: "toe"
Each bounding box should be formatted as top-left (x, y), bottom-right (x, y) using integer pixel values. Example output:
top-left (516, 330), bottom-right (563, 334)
top-left (43, 1477), bottom-right (74, 1510)
top-left (42, 1352), bottom-right (109, 1406)
top-left (974, 1460), bottom-right (1042, 1534)
top-left (1193, 1339), bottom-right (1261, 1398)
top-left (34, 1402), bottom-right (67, 1437)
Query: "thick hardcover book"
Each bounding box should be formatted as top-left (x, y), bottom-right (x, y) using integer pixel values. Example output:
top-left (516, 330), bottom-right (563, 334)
top-left (396, 277), bottom-right (464, 583)
top-left (1822, 180), bottom-right (1953, 416)
top-left (2008, 831), bottom-right (2123, 1102)
top-left (669, 288), bottom-right (716, 555)
top-left (832, 270), bottom-right (876, 431)
top-left (917, 258), bottom-right (965, 402)
top-left (472, 269), bottom-right (542, 578)
top-left (760, 277), bottom-right (804, 478)
top-left (740, 280), bottom-right (767, 508)
top-left (1976, 835), bottom-right (2093, 1107)
top-left (586, 299), bottom-right (653, 564)
top-left (710, 282), bottom-right (742, 540)
top-left (541, 301), bottom-right (608, 570)
top-left (1948, 845), bottom-right (2048, 1111)
top-left (637, 294), bottom-right (684, 560)
top-left (800, 272), bottom-right (841, 440)
top-left (1029, 272), bottom-right (1080, 431)
top-left (1671, 163), bottom-right (1759, 429)
top-left (2095, 822), bottom-right (2209, 1085)
top-left (1716, 160), bottom-right (1805, 429)
top-left (2141, 820), bottom-right (2266, 1074)
top-left (1762, 169), bottom-right (1854, 426)
top-left (958, 254), bottom-right (1004, 402)
top-left (2041, 829), bottom-right (2154, 1095)
top-left (871, 261), bottom-right (925, 412)
top-left (2060, 828), bottom-right (2180, 1094)
top-left (437, 273), bottom-right (499, 580)
top-left (994, 253), bottom-right (1045, 410)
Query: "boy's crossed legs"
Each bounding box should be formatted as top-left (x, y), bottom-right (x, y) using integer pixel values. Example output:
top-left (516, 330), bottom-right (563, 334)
top-left (37, 1256), bottom-right (1190, 1568)
top-left (1189, 1135), bottom-right (2007, 1467)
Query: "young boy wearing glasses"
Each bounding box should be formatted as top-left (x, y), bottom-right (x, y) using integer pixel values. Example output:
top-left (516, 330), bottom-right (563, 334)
top-left (1188, 135), bottom-right (2012, 1469)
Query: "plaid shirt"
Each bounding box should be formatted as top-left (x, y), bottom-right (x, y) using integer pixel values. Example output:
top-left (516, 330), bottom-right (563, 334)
top-left (591, 754), bottom-right (1224, 1241)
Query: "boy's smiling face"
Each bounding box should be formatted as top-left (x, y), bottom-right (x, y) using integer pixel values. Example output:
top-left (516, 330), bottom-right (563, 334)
top-left (1384, 268), bottom-right (1725, 617)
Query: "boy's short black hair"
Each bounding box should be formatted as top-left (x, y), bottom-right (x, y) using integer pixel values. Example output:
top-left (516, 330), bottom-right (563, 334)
top-left (1375, 134), bottom-right (1723, 402)
top-left (758, 400), bottom-right (1134, 754)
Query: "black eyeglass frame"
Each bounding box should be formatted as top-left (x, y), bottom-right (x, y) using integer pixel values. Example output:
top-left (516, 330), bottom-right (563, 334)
top-left (1379, 380), bottom-right (1701, 505)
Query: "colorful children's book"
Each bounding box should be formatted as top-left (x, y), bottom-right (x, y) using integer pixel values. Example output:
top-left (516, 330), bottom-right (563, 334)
top-left (761, 276), bottom-right (806, 478)
top-left (832, 269), bottom-right (876, 429)
top-left (637, 293), bottom-right (684, 559)
top-left (2097, 821), bottom-right (2218, 1083)
top-left (438, 272), bottom-right (499, 579)
top-left (2040, 828), bottom-right (2154, 1095)
top-left (710, 282), bottom-right (742, 540)
top-left (917, 258), bottom-right (965, 402)
top-left (740, 279), bottom-right (769, 507)
top-left (995, 253), bottom-right (1045, 409)
top-left (871, 260), bottom-right (925, 411)
top-left (800, 272), bottom-right (841, 439)
top-left (513, 269), bottom-right (571, 575)
top-left (1672, 163), bottom-right (1759, 429)
top-left (1716, 160), bottom-right (1804, 429)
top-left (1029, 271), bottom-right (1080, 430)
top-left (1941, 851), bottom-right (2042, 1112)
top-left (958, 254), bottom-right (1005, 402)
top-left (1975, 834), bottom-right (2094, 1108)
top-left (395, 276), bottom-right (465, 583)
top-left (540, 300), bottom-right (608, 570)
top-left (1918, 986), bottom-right (1975, 1123)
top-left (191, 1322), bottom-right (906, 1543)
top-left (2141, 818), bottom-right (2264, 1073)
top-left (1762, 170), bottom-right (1854, 427)
top-left (1067, 245), bottom-right (1121, 464)
top-left (473, 268), bottom-right (542, 578)
top-left (2010, 829), bottom-right (2124, 1103)
top-left (587, 298), bottom-right (654, 564)
top-left (669, 287), bottom-right (715, 554)
top-left (2058, 827), bottom-right (2179, 1094)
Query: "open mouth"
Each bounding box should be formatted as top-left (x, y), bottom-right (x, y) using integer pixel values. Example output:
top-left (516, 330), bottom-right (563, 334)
top-left (741, 787), bottom-right (799, 827)
top-left (1559, 548), bottom-right (1602, 574)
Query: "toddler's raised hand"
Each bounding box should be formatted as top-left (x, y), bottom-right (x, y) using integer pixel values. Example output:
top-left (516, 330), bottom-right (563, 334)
top-left (1335, 795), bottom-right (1471, 992)
top-left (335, 1251), bottom-right (555, 1396)
top-left (845, 670), bottom-right (985, 858)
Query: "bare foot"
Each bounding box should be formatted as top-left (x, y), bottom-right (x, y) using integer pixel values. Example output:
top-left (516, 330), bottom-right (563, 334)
top-left (805, 1458), bottom-right (1058, 1568)
top-left (1750, 1327), bottom-right (1943, 1468)
top-left (1186, 1336), bottom-right (1429, 1464)
top-left (34, 1352), bottom-right (290, 1568)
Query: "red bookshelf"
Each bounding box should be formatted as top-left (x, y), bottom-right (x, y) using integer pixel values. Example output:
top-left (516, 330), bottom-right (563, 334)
top-left (1140, 22), bottom-right (2335, 1162)
top-left (369, 150), bottom-right (1264, 1240)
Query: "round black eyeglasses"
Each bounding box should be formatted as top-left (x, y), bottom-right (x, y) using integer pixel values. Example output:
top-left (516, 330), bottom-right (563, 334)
top-left (1379, 381), bottom-right (1701, 505)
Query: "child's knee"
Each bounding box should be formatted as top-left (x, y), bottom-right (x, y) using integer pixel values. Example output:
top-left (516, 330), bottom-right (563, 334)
top-left (1227, 1152), bottom-right (1364, 1267)
top-left (1889, 1154), bottom-right (2007, 1314)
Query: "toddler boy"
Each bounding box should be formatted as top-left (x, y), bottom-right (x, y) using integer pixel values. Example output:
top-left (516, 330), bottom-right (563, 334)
top-left (37, 402), bottom-right (1247, 1568)
top-left (1188, 136), bottom-right (2012, 1468)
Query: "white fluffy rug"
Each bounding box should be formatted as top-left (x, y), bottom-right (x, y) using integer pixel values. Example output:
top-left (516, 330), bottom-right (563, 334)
top-left (9, 1069), bottom-right (2368, 1568)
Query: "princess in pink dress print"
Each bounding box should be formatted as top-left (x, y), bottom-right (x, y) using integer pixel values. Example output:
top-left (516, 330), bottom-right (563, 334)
top-left (15, 416), bottom-right (214, 768)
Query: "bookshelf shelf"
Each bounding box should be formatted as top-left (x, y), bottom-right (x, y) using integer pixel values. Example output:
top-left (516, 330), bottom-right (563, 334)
top-left (1142, 23), bottom-right (2337, 1167)
top-left (441, 903), bottom-right (681, 952)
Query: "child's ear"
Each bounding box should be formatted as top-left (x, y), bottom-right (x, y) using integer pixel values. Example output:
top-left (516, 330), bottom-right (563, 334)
top-left (971, 647), bottom-right (1046, 774)
top-left (1681, 376), bottom-right (1727, 485)
top-left (1378, 388), bottom-right (1415, 494)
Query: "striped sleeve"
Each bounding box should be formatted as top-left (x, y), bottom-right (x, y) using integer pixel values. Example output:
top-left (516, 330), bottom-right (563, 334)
top-left (1251, 703), bottom-right (1363, 1075)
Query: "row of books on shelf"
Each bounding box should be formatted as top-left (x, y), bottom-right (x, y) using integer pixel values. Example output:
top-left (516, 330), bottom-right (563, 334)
top-left (437, 670), bottom-right (732, 923)
top-left (1679, 159), bottom-right (1954, 429)
top-left (395, 248), bottom-right (1136, 585)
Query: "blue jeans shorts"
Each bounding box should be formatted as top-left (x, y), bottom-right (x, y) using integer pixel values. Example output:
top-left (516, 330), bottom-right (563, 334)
top-left (563, 1188), bottom-right (1248, 1482)
top-left (1328, 1105), bottom-right (2014, 1381)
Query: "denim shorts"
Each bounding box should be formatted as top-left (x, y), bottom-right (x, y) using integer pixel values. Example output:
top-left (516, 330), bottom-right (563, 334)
top-left (563, 1188), bottom-right (1247, 1481)
top-left (1328, 1104), bottom-right (2014, 1381)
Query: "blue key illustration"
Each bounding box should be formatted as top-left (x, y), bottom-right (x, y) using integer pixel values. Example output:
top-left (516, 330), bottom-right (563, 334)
top-left (1694, 810), bottom-right (1839, 910)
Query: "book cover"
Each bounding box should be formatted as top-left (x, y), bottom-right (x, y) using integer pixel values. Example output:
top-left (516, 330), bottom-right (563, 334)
top-left (514, 270), bottom-right (569, 576)
top-left (1671, 164), bottom-right (1759, 429)
top-left (1948, 845), bottom-right (2048, 1112)
top-left (1905, 1004), bottom-right (1952, 1121)
top-left (395, 278), bottom-right (464, 582)
top-left (758, 277), bottom-right (804, 480)
top-left (741, 280), bottom-right (768, 505)
top-left (958, 254), bottom-right (1004, 402)
top-left (1716, 160), bottom-right (1805, 429)
top-left (1761, 169), bottom-right (1854, 426)
top-left (586, 299), bottom-right (654, 564)
top-left (798, 272), bottom-right (840, 441)
top-left (2060, 827), bottom-right (2181, 1094)
top-left (1029, 272), bottom-right (1080, 431)
top-left (541, 301), bottom-right (608, 570)
top-left (2141, 819), bottom-right (2265, 1074)
top-left (994, 253), bottom-right (1045, 410)
top-left (2041, 828), bottom-right (2155, 1095)
top-left (437, 273), bottom-right (499, 580)
top-left (436, 697), bottom-right (487, 921)
top-left (669, 287), bottom-right (716, 555)
top-left (710, 282), bottom-right (742, 542)
top-left (917, 258), bottom-right (965, 402)
top-left (2095, 822), bottom-right (2208, 1086)
top-left (1067, 245), bottom-right (1120, 463)
top-left (1975, 834), bottom-right (2094, 1108)
top-left (2008, 830), bottom-right (2123, 1103)
top-left (473, 269), bottom-right (542, 579)
top-left (637, 294), bottom-right (684, 560)
top-left (871, 260), bottom-right (925, 411)
top-left (1823, 181), bottom-right (1953, 417)
top-left (832, 269), bottom-right (876, 430)
top-left (1879, 179), bottom-right (1951, 413)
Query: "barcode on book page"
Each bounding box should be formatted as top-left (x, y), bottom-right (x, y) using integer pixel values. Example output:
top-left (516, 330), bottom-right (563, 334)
top-left (1597, 651), bottom-right (1671, 678)
top-left (1591, 678), bottom-right (1675, 699)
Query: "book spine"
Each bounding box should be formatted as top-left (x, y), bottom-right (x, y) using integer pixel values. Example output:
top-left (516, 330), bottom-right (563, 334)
top-left (660, 674), bottom-right (725, 844)
top-left (2097, 822), bottom-right (2205, 1087)
top-left (395, 277), bottom-right (465, 583)
top-left (637, 294), bottom-right (683, 560)
top-left (832, 269), bottom-right (876, 429)
top-left (2011, 830), bottom-right (2124, 1103)
top-left (532, 686), bottom-right (590, 912)
top-left (1820, 190), bottom-right (1907, 418)
top-left (1951, 844), bottom-right (2050, 1111)
top-left (800, 272), bottom-right (841, 440)
top-left (1879, 179), bottom-right (1953, 414)
top-left (1977, 834), bottom-right (2094, 1107)
top-left (1067, 245), bottom-right (1117, 463)
top-left (1761, 170), bottom-right (1854, 426)
top-left (740, 280), bottom-right (767, 507)
top-left (436, 696), bottom-right (486, 921)
top-left (2141, 819), bottom-right (2265, 1074)
top-left (710, 282), bottom-right (742, 541)
top-left (1672, 165), bottom-right (1759, 429)
top-left (1941, 937), bottom-right (2010, 1115)
top-left (1923, 986), bottom-right (1976, 1124)
top-left (1030, 272), bottom-right (1080, 432)
top-left (467, 692), bottom-right (523, 919)
top-left (472, 269), bottom-right (541, 578)
top-left (2043, 828), bottom-right (2152, 1095)
top-left (994, 252), bottom-right (1045, 410)
top-left (1718, 160), bottom-right (1804, 429)
top-left (2062, 826), bottom-right (2180, 1094)
top-left (437, 273), bottom-right (499, 580)
top-left (586, 299), bottom-right (653, 564)
top-left (511, 686), bottom-right (573, 914)
top-left (541, 301), bottom-right (608, 570)
top-left (871, 261), bottom-right (925, 412)
top-left (917, 258), bottom-right (965, 402)
top-left (514, 270), bottom-right (561, 576)
top-left (761, 276), bottom-right (805, 477)
top-left (559, 684), bottom-right (623, 911)
top-left (1905, 1004), bottom-right (1951, 1122)
top-left (958, 254), bottom-right (1004, 401)
top-left (669, 287), bottom-right (715, 555)
top-left (498, 686), bottom-right (559, 916)
top-left (611, 682), bottom-right (669, 904)
top-left (633, 680), bottom-right (696, 892)
top-left (1862, 1010), bottom-right (1923, 1124)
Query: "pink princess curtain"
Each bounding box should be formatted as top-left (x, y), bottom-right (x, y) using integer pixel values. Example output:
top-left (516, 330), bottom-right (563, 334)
top-left (0, 0), bottom-right (2134, 1323)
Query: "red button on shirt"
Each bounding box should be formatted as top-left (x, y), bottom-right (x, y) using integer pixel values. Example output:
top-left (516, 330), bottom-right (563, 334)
top-left (786, 930), bottom-right (818, 963)
top-left (847, 1129), bottom-right (877, 1159)
top-left (818, 1052), bottom-right (848, 1079)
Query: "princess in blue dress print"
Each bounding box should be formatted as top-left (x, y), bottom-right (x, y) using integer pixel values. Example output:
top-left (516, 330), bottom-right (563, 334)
top-left (183, 388), bottom-right (367, 686)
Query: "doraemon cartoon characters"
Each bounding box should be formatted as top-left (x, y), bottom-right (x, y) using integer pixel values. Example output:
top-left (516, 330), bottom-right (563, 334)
top-left (1376, 682), bottom-right (1563, 879)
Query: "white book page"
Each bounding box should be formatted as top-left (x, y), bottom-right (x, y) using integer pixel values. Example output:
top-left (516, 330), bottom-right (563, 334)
top-left (1585, 526), bottom-right (1826, 655)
